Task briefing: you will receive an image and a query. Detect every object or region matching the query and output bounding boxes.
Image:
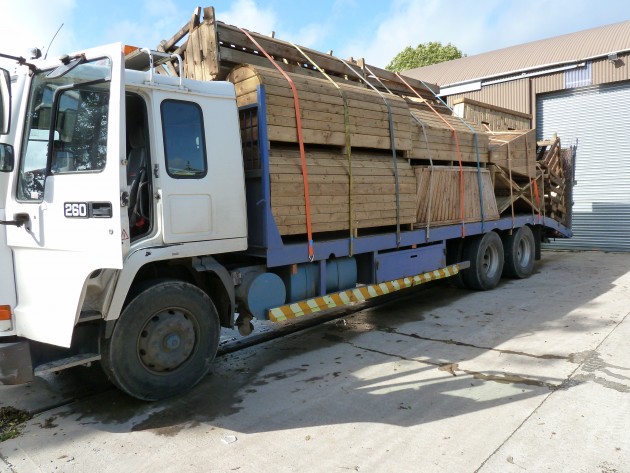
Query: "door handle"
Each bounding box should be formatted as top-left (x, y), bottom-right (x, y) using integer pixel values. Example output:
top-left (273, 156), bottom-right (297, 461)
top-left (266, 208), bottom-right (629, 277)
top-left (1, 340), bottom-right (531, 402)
top-left (0, 213), bottom-right (30, 227)
top-left (89, 202), bottom-right (113, 218)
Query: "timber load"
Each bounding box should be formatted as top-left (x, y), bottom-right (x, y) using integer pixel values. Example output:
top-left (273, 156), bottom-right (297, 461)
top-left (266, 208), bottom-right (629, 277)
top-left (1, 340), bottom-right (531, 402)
top-left (227, 64), bottom-right (412, 151)
top-left (149, 6), bottom-right (572, 238)
top-left (409, 106), bottom-right (489, 163)
top-left (227, 64), bottom-right (415, 235)
top-left (268, 147), bottom-right (416, 235)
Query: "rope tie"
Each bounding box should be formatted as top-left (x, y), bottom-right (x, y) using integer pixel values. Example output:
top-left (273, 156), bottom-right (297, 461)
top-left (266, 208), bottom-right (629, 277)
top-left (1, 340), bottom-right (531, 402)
top-left (337, 57), bottom-right (401, 247)
top-left (506, 142), bottom-right (516, 228)
top-left (412, 77), bottom-right (487, 231)
top-left (411, 76), bottom-right (488, 232)
top-left (396, 73), bottom-right (466, 236)
top-left (411, 114), bottom-right (435, 240)
top-left (524, 134), bottom-right (541, 222)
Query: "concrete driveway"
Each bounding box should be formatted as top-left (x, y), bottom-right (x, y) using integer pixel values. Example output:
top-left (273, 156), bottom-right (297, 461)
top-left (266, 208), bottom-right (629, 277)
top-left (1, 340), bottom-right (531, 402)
top-left (0, 250), bottom-right (629, 472)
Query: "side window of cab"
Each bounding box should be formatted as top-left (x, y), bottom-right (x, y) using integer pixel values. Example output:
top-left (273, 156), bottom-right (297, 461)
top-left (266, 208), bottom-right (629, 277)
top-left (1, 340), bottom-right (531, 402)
top-left (160, 100), bottom-right (207, 179)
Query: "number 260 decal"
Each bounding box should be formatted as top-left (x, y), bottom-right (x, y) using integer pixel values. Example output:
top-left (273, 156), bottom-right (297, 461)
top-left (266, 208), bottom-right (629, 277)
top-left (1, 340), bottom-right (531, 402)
top-left (64, 202), bottom-right (88, 218)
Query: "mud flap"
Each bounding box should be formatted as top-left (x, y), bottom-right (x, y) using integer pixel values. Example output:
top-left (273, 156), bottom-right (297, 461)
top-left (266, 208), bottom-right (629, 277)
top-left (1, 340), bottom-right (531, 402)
top-left (0, 340), bottom-right (33, 385)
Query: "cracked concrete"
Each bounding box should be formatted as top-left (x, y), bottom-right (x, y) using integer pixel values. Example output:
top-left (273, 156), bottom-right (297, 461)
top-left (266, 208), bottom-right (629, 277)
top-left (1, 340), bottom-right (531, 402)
top-left (0, 250), bottom-right (630, 472)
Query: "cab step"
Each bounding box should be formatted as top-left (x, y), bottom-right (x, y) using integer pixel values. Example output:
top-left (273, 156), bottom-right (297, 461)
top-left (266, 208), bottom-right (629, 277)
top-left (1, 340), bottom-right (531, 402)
top-left (34, 353), bottom-right (101, 376)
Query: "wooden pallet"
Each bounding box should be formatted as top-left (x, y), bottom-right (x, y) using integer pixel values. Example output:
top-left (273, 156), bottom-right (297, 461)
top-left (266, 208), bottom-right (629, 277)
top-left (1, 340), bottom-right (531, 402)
top-left (491, 165), bottom-right (541, 215)
top-left (414, 166), bottom-right (499, 227)
top-left (228, 64), bottom-right (412, 151)
top-left (536, 137), bottom-right (574, 228)
top-left (487, 129), bottom-right (537, 178)
top-left (269, 147), bottom-right (416, 235)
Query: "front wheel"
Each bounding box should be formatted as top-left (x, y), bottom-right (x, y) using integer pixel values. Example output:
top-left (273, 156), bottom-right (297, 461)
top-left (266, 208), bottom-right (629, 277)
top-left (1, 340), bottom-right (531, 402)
top-left (461, 231), bottom-right (504, 290)
top-left (101, 280), bottom-right (220, 401)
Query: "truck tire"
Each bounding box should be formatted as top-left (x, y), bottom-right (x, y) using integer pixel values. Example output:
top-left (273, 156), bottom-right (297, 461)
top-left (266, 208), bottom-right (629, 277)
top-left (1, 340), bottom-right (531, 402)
top-left (101, 280), bottom-right (220, 401)
top-left (461, 231), bottom-right (504, 291)
top-left (502, 226), bottom-right (536, 279)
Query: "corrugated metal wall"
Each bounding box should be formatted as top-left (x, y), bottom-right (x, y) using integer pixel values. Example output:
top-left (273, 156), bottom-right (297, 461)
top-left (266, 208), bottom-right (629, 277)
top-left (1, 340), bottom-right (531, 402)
top-left (592, 53), bottom-right (630, 83)
top-left (446, 56), bottom-right (630, 121)
top-left (537, 81), bottom-right (630, 251)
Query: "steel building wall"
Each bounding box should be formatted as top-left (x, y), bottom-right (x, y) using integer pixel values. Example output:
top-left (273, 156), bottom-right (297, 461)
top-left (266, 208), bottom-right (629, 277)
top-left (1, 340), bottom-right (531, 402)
top-left (537, 81), bottom-right (630, 251)
top-left (405, 21), bottom-right (630, 87)
top-left (591, 54), bottom-right (630, 84)
top-left (443, 57), bottom-right (630, 126)
top-left (531, 71), bottom-right (565, 95)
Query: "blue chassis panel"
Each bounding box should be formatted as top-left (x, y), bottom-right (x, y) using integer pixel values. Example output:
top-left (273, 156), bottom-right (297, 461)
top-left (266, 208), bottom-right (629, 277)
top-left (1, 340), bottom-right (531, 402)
top-left (243, 85), bottom-right (572, 269)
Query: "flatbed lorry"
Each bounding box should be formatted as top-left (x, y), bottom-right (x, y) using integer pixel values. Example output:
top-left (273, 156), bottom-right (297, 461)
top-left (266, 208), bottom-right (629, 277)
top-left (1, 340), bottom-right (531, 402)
top-left (0, 25), bottom-right (571, 400)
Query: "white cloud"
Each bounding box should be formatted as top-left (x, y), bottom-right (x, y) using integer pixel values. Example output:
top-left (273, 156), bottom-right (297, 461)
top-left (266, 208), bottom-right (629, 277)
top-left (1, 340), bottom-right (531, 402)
top-left (339, 0), bottom-right (629, 68)
top-left (217, 0), bottom-right (277, 36)
top-left (0, 0), bottom-right (76, 60)
top-left (284, 23), bottom-right (332, 50)
top-left (103, 0), bottom-right (184, 50)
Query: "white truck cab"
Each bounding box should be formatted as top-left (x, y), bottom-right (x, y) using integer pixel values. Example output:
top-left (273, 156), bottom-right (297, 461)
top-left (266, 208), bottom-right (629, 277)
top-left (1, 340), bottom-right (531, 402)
top-left (0, 44), bottom-right (247, 396)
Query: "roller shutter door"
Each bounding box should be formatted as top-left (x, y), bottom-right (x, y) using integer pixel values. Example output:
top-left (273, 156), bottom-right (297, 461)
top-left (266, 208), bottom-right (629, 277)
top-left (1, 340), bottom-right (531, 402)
top-left (537, 81), bottom-right (630, 251)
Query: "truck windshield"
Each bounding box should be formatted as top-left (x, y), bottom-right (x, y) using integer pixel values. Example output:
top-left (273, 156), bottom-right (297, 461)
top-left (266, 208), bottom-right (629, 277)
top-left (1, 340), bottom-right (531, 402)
top-left (17, 58), bottom-right (112, 202)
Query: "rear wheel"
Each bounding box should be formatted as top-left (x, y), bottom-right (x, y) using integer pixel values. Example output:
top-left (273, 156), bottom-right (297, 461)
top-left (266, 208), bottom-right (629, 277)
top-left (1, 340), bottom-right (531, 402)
top-left (461, 232), bottom-right (504, 290)
top-left (101, 280), bottom-right (220, 401)
top-left (502, 226), bottom-right (536, 279)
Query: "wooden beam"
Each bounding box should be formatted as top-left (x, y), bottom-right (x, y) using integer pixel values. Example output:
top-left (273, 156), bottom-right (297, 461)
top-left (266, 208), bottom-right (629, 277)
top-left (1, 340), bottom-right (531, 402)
top-left (160, 6), bottom-right (201, 52)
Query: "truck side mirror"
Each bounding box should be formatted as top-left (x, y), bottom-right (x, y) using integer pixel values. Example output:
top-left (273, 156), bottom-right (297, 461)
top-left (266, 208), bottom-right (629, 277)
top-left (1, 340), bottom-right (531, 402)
top-left (0, 143), bottom-right (14, 172)
top-left (0, 68), bottom-right (10, 135)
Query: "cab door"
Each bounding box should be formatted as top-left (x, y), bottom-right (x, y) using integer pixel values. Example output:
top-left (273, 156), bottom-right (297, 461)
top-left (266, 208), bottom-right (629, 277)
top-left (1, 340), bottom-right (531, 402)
top-left (5, 44), bottom-right (126, 347)
top-left (151, 85), bottom-right (247, 245)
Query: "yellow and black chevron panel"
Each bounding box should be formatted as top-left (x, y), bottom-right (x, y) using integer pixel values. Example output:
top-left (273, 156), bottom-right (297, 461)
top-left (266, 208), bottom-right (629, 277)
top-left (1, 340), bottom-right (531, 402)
top-left (268, 264), bottom-right (460, 322)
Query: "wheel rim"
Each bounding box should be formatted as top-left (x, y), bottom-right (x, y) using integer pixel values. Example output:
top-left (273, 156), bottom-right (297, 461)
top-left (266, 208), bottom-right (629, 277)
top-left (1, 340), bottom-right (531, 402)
top-left (516, 235), bottom-right (533, 267)
top-left (482, 244), bottom-right (500, 278)
top-left (137, 308), bottom-right (197, 373)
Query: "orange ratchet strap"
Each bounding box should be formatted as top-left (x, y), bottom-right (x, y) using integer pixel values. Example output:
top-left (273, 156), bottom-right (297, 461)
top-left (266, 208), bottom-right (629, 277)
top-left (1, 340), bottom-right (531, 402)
top-left (289, 41), bottom-right (355, 256)
top-left (239, 28), bottom-right (315, 261)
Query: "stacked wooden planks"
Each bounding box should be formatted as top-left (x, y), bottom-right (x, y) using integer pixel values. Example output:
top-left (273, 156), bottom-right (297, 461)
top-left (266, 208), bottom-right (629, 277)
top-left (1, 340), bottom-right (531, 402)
top-left (409, 106), bottom-right (489, 164)
top-left (227, 64), bottom-right (412, 151)
top-left (414, 166), bottom-right (499, 226)
top-left (487, 129), bottom-right (537, 178)
top-left (226, 64), bottom-right (416, 236)
top-left (269, 148), bottom-right (416, 235)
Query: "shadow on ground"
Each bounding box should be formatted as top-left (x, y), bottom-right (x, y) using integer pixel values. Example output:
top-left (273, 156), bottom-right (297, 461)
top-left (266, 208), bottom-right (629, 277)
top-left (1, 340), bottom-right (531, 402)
top-left (3, 251), bottom-right (630, 442)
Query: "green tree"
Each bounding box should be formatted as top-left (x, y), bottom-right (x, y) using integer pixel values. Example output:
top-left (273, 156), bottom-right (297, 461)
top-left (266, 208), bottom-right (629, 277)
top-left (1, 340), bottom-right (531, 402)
top-left (386, 41), bottom-right (465, 72)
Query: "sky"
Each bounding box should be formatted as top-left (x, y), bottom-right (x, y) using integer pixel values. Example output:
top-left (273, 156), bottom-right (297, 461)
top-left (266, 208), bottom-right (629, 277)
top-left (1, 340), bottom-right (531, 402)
top-left (1, 0), bottom-right (629, 70)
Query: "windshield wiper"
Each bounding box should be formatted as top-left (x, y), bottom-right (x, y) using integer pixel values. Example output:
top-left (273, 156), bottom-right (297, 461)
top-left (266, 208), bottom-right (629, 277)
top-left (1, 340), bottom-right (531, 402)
top-left (47, 54), bottom-right (86, 79)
